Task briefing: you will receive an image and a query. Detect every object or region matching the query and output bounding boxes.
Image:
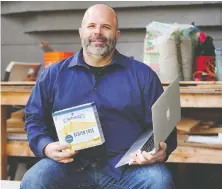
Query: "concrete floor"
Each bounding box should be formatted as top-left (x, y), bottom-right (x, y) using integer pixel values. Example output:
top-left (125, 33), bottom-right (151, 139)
top-left (1, 180), bottom-right (21, 189)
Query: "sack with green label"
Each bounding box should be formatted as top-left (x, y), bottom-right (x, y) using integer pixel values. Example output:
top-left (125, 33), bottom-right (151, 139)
top-left (143, 21), bottom-right (195, 82)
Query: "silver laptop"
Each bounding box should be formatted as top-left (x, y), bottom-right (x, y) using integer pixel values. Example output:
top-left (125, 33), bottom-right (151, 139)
top-left (115, 76), bottom-right (181, 168)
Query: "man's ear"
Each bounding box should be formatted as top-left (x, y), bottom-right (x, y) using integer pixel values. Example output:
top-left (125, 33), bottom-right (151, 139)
top-left (116, 30), bottom-right (120, 40)
top-left (79, 28), bottom-right (82, 38)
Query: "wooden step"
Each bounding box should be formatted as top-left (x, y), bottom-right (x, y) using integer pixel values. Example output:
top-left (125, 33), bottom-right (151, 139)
top-left (7, 141), bottom-right (34, 157)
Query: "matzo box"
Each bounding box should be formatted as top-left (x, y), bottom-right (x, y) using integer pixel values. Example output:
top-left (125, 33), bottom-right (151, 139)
top-left (52, 102), bottom-right (105, 151)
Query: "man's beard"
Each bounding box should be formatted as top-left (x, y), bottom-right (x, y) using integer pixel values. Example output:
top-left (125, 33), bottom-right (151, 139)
top-left (82, 35), bottom-right (116, 57)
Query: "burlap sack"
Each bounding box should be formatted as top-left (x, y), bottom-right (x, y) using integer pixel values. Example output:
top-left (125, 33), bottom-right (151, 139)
top-left (143, 21), bottom-right (194, 82)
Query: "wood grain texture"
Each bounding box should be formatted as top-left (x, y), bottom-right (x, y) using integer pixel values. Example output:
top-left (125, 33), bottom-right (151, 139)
top-left (1, 82), bottom-right (222, 179)
top-left (7, 141), bottom-right (34, 157)
top-left (1, 106), bottom-right (8, 179)
top-left (167, 146), bottom-right (222, 164)
top-left (177, 118), bottom-right (201, 133)
top-left (180, 93), bottom-right (222, 108)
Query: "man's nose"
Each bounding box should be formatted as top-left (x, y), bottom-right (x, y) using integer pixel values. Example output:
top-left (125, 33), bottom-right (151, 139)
top-left (94, 26), bottom-right (102, 34)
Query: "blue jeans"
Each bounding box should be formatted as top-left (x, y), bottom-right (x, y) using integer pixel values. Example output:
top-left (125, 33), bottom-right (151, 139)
top-left (21, 158), bottom-right (175, 189)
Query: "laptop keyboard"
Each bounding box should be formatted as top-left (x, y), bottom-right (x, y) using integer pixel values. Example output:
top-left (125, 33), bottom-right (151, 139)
top-left (141, 133), bottom-right (154, 152)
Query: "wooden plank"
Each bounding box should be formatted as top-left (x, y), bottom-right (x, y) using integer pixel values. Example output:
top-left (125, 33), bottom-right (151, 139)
top-left (180, 89), bottom-right (222, 94)
top-left (195, 85), bottom-right (222, 89)
top-left (0, 106), bottom-right (7, 179)
top-left (7, 141), bottom-right (34, 157)
top-left (167, 146), bottom-right (222, 164)
top-left (177, 118), bottom-right (201, 133)
top-left (7, 132), bottom-right (27, 140)
top-left (7, 109), bottom-right (25, 128)
top-left (163, 86), bottom-right (222, 94)
top-left (0, 81), bottom-right (35, 86)
top-left (7, 118), bottom-right (24, 128)
top-left (11, 109), bottom-right (24, 119)
top-left (0, 86), bottom-right (34, 93)
top-left (180, 93), bottom-right (222, 108)
top-left (180, 141), bottom-right (222, 149)
top-left (178, 134), bottom-right (222, 149)
top-left (189, 127), bottom-right (222, 134)
top-left (1, 92), bottom-right (31, 105)
top-left (162, 81), bottom-right (222, 85)
top-left (7, 127), bottom-right (25, 133)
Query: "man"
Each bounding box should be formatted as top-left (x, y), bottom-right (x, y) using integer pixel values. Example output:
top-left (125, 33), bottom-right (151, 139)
top-left (21, 4), bottom-right (177, 189)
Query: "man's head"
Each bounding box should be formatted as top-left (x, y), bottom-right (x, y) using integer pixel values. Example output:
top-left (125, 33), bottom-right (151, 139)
top-left (79, 4), bottom-right (120, 58)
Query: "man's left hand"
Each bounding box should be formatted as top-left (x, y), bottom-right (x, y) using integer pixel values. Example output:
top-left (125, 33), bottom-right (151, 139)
top-left (129, 142), bottom-right (167, 165)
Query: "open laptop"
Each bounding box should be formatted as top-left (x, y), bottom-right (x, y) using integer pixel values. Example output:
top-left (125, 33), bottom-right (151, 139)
top-left (115, 76), bottom-right (181, 168)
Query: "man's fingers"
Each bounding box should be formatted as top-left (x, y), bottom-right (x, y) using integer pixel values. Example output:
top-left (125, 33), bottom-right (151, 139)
top-left (160, 142), bottom-right (167, 151)
top-left (130, 152), bottom-right (142, 165)
top-left (55, 143), bottom-right (71, 151)
top-left (141, 151), bottom-right (156, 163)
top-left (146, 142), bottom-right (167, 159)
top-left (136, 150), bottom-right (149, 164)
top-left (129, 160), bottom-right (137, 165)
top-left (129, 143), bottom-right (167, 166)
top-left (143, 142), bottom-right (166, 162)
top-left (53, 150), bottom-right (75, 160)
top-left (58, 158), bottom-right (74, 164)
top-left (130, 150), bottom-right (148, 165)
top-left (129, 150), bottom-right (155, 165)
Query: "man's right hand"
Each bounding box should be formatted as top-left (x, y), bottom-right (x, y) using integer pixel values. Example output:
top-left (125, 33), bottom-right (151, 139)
top-left (44, 142), bottom-right (78, 163)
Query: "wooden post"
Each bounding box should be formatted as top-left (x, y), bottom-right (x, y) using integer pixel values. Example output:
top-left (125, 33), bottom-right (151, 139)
top-left (1, 105), bottom-right (8, 179)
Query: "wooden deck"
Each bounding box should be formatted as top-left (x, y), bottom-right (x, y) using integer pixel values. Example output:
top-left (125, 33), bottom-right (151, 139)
top-left (1, 81), bottom-right (222, 179)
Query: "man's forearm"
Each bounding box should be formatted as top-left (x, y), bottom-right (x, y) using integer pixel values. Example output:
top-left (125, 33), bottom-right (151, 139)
top-left (25, 112), bottom-right (54, 157)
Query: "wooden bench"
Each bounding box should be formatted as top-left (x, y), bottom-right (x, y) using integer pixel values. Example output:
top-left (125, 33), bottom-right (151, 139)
top-left (1, 81), bottom-right (222, 180)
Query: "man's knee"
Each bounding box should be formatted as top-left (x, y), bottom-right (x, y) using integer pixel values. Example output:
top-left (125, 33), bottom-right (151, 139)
top-left (145, 164), bottom-right (174, 189)
top-left (134, 164), bottom-right (174, 189)
top-left (21, 158), bottom-right (63, 189)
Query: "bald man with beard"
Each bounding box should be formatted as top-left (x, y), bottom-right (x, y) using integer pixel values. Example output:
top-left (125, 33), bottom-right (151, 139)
top-left (21, 4), bottom-right (176, 189)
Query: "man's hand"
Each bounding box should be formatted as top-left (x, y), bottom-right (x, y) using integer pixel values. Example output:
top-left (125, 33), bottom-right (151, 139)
top-left (129, 142), bottom-right (167, 165)
top-left (44, 142), bottom-right (78, 163)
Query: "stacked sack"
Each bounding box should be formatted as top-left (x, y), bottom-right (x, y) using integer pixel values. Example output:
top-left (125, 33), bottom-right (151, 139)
top-left (143, 21), bottom-right (195, 82)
